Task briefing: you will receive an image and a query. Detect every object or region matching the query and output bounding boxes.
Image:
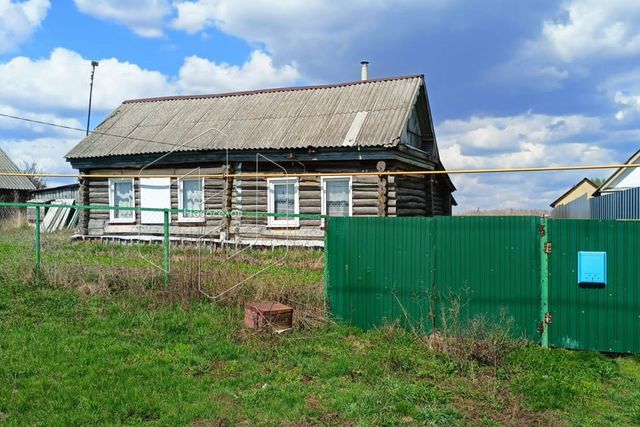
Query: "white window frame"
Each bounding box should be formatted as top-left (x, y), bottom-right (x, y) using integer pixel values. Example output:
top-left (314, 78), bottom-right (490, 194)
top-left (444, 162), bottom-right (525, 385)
top-left (177, 177), bottom-right (205, 223)
top-left (267, 177), bottom-right (299, 228)
top-left (321, 176), bottom-right (353, 226)
top-left (108, 178), bottom-right (135, 224)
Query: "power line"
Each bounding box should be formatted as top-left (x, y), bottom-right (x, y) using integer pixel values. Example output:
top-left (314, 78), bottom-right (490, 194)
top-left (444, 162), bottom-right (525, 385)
top-left (0, 112), bottom-right (180, 149)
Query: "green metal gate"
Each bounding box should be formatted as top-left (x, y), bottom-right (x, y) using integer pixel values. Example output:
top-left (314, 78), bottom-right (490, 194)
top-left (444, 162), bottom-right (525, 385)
top-left (432, 216), bottom-right (541, 340)
top-left (547, 220), bottom-right (640, 353)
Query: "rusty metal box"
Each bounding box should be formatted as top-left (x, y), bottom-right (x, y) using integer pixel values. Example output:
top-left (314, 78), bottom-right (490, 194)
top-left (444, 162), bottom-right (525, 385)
top-left (244, 301), bottom-right (293, 331)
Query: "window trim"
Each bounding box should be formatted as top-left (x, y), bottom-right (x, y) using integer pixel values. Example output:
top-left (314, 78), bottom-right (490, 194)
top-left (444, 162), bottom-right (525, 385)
top-left (177, 177), bottom-right (205, 223)
top-left (108, 178), bottom-right (135, 224)
top-left (267, 177), bottom-right (299, 228)
top-left (321, 176), bottom-right (353, 226)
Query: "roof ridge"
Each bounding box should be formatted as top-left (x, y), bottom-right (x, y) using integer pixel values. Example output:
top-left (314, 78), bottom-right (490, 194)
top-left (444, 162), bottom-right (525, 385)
top-left (122, 74), bottom-right (424, 104)
top-left (549, 177), bottom-right (597, 207)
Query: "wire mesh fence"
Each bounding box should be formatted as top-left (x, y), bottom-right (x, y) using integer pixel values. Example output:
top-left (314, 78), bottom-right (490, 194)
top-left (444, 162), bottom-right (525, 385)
top-left (0, 202), bottom-right (325, 326)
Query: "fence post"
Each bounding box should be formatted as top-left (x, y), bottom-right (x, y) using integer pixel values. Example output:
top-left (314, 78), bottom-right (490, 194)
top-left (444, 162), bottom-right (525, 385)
top-left (539, 216), bottom-right (549, 348)
top-left (323, 217), bottom-right (329, 315)
top-left (35, 206), bottom-right (41, 272)
top-left (163, 209), bottom-right (170, 288)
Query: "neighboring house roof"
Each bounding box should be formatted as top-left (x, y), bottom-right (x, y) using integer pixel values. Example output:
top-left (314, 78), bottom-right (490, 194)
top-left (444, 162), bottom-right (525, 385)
top-left (66, 75), bottom-right (425, 159)
top-left (594, 149), bottom-right (640, 196)
top-left (30, 183), bottom-right (79, 195)
top-left (0, 148), bottom-right (36, 191)
top-left (550, 178), bottom-right (598, 208)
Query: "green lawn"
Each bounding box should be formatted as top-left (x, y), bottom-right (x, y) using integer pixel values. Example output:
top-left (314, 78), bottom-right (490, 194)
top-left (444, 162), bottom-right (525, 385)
top-left (0, 227), bottom-right (639, 426)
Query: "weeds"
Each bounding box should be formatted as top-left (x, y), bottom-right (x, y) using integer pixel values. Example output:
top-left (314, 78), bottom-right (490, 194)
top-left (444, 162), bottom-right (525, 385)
top-left (429, 290), bottom-right (521, 378)
top-left (0, 228), bottom-right (325, 329)
top-left (0, 206), bottom-right (27, 226)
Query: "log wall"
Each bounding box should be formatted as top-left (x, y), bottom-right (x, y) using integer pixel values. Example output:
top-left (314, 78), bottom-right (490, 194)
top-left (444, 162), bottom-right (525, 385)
top-left (80, 159), bottom-right (454, 244)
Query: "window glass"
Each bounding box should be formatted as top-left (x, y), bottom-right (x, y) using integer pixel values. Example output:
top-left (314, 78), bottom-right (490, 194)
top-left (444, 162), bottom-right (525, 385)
top-left (325, 179), bottom-right (350, 216)
top-left (406, 109), bottom-right (421, 148)
top-left (273, 182), bottom-right (295, 215)
top-left (181, 179), bottom-right (203, 218)
top-left (268, 179), bottom-right (299, 227)
top-left (113, 180), bottom-right (133, 219)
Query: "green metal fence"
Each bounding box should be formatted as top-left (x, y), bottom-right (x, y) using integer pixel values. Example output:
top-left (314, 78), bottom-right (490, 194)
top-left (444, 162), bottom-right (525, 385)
top-left (326, 216), bottom-right (640, 353)
top-left (325, 217), bottom-right (434, 331)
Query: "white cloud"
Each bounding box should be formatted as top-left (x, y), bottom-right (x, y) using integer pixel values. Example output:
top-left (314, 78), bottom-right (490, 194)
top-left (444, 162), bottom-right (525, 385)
top-left (499, 0), bottom-right (640, 88)
top-left (0, 0), bottom-right (50, 53)
top-left (0, 136), bottom-right (78, 174)
top-left (0, 47), bottom-right (172, 113)
top-left (540, 0), bottom-right (640, 62)
top-left (65, 0), bottom-right (448, 80)
top-left (0, 47), bottom-right (301, 114)
top-left (437, 113), bottom-right (615, 209)
top-left (438, 113), bottom-right (601, 160)
top-left (170, 0), bottom-right (448, 79)
top-left (600, 69), bottom-right (640, 121)
top-left (0, 105), bottom-right (82, 134)
top-left (612, 91), bottom-right (640, 121)
top-left (74, 0), bottom-right (171, 38)
top-left (177, 50), bottom-right (300, 93)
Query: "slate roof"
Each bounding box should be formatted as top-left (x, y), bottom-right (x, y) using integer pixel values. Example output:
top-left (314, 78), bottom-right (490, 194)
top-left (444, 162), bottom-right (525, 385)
top-left (0, 148), bottom-right (36, 190)
top-left (66, 75), bottom-right (424, 159)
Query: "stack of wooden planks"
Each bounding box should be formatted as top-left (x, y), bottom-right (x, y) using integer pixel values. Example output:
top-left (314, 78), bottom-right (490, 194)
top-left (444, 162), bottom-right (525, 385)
top-left (39, 199), bottom-right (78, 232)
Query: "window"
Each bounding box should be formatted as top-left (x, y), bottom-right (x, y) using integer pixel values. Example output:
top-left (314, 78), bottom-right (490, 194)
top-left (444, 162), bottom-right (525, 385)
top-left (406, 109), bottom-right (422, 149)
top-left (321, 177), bottom-right (352, 222)
top-left (108, 178), bottom-right (134, 223)
top-left (267, 178), bottom-right (299, 227)
top-left (178, 178), bottom-right (204, 222)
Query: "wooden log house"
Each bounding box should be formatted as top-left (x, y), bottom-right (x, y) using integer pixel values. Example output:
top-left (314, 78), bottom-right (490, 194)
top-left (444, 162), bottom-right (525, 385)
top-left (65, 73), bottom-right (456, 246)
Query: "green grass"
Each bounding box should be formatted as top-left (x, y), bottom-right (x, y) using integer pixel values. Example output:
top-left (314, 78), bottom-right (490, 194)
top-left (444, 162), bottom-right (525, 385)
top-left (0, 227), bottom-right (639, 425)
top-left (0, 280), bottom-right (456, 426)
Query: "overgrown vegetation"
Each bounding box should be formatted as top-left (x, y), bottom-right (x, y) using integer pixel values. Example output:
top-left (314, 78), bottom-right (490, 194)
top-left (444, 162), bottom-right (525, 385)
top-left (1, 228), bottom-right (639, 425)
top-left (0, 209), bottom-right (27, 227)
top-left (0, 227), bottom-right (325, 327)
top-left (430, 291), bottom-right (520, 379)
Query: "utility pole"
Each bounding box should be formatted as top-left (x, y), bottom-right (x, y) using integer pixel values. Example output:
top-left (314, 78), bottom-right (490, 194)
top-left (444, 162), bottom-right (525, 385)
top-left (86, 60), bottom-right (99, 136)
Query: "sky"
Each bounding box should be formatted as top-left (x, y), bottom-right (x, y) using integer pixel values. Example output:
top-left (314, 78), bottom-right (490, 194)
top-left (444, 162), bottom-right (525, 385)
top-left (1, 0), bottom-right (640, 211)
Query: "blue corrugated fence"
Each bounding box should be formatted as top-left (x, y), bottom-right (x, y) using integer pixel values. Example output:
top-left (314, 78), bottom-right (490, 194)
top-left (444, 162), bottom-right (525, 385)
top-left (552, 187), bottom-right (640, 220)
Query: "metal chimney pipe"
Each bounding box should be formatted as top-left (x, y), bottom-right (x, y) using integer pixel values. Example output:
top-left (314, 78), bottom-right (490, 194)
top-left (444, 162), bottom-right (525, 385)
top-left (360, 60), bottom-right (369, 81)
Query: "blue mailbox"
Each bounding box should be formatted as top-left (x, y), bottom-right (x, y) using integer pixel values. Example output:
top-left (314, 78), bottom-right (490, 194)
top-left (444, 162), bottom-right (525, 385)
top-left (578, 251), bottom-right (607, 288)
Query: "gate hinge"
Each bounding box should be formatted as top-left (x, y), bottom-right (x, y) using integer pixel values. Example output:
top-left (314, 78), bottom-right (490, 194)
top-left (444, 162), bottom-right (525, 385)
top-left (538, 313), bottom-right (553, 334)
top-left (539, 224), bottom-right (546, 236)
top-left (544, 241), bottom-right (552, 254)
